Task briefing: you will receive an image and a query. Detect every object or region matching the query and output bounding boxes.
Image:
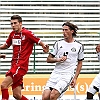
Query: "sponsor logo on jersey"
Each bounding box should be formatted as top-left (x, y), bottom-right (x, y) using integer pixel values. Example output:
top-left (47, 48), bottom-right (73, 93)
top-left (12, 39), bottom-right (21, 45)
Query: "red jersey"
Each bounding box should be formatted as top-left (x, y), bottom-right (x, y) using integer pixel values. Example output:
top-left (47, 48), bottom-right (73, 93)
top-left (6, 27), bottom-right (40, 71)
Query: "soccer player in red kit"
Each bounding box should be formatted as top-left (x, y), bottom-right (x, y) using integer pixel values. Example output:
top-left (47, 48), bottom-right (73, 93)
top-left (0, 15), bottom-right (49, 100)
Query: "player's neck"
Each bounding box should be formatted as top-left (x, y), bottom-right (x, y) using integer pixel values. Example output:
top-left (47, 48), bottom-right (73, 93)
top-left (64, 38), bottom-right (74, 43)
top-left (15, 27), bottom-right (22, 33)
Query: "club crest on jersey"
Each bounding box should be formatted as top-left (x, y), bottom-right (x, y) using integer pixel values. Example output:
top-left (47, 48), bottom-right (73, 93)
top-left (22, 35), bottom-right (25, 40)
top-left (12, 39), bottom-right (21, 45)
top-left (71, 47), bottom-right (76, 52)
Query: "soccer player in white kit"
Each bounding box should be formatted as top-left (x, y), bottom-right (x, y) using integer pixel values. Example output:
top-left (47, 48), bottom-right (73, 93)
top-left (86, 44), bottom-right (100, 99)
top-left (42, 22), bottom-right (84, 100)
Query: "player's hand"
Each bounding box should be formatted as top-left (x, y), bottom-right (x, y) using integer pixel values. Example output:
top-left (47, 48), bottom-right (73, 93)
top-left (70, 78), bottom-right (76, 88)
top-left (0, 54), bottom-right (6, 59)
top-left (96, 44), bottom-right (100, 53)
top-left (43, 44), bottom-right (49, 53)
top-left (58, 56), bottom-right (67, 62)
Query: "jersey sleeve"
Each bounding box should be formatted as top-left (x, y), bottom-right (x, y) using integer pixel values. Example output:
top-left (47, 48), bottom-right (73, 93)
top-left (78, 44), bottom-right (84, 61)
top-left (6, 32), bottom-right (13, 47)
top-left (50, 41), bottom-right (58, 57)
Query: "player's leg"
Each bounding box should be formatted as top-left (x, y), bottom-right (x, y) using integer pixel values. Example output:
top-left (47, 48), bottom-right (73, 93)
top-left (50, 88), bottom-right (60, 100)
top-left (98, 92), bottom-right (100, 99)
top-left (42, 87), bottom-right (60, 100)
top-left (1, 76), bottom-right (13, 100)
top-left (13, 85), bottom-right (22, 99)
top-left (13, 85), bottom-right (28, 100)
top-left (42, 75), bottom-right (59, 100)
top-left (86, 92), bottom-right (94, 99)
top-left (49, 80), bottom-right (69, 100)
top-left (42, 89), bottom-right (51, 100)
top-left (12, 68), bottom-right (28, 100)
top-left (42, 73), bottom-right (58, 100)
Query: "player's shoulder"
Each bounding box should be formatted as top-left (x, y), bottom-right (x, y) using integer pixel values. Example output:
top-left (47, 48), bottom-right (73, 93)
top-left (9, 31), bottom-right (15, 37)
top-left (22, 27), bottom-right (34, 36)
top-left (54, 39), bottom-right (64, 45)
top-left (74, 40), bottom-right (83, 45)
top-left (56, 39), bottom-right (64, 43)
top-left (22, 27), bottom-right (31, 33)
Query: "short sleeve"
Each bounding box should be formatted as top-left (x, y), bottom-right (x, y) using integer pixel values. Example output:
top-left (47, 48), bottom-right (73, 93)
top-left (6, 32), bottom-right (13, 47)
top-left (78, 44), bottom-right (84, 61)
top-left (50, 41), bottom-right (58, 57)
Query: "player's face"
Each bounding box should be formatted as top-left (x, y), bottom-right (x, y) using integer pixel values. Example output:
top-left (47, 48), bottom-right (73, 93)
top-left (10, 19), bottom-right (22, 32)
top-left (62, 25), bottom-right (74, 39)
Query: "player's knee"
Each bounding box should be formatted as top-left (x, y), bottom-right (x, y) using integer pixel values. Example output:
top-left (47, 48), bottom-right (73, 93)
top-left (50, 94), bottom-right (55, 100)
top-left (50, 92), bottom-right (58, 100)
top-left (42, 94), bottom-right (50, 100)
top-left (86, 92), bottom-right (93, 99)
top-left (1, 82), bottom-right (7, 89)
top-left (13, 92), bottom-right (21, 100)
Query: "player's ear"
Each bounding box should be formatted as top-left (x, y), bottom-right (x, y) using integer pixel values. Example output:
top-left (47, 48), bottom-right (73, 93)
top-left (19, 22), bottom-right (22, 26)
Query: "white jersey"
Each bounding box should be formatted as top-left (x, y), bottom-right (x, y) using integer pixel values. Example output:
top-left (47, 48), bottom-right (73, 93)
top-left (50, 39), bottom-right (84, 74)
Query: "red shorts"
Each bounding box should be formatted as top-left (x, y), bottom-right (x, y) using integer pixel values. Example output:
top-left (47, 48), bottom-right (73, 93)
top-left (6, 65), bottom-right (27, 90)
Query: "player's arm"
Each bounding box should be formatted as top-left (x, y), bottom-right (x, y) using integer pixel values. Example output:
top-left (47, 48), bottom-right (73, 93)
top-left (74, 60), bottom-right (82, 79)
top-left (96, 44), bottom-right (100, 53)
top-left (0, 43), bottom-right (7, 59)
top-left (96, 44), bottom-right (100, 61)
top-left (47, 53), bottom-right (67, 63)
top-left (0, 54), bottom-right (6, 59)
top-left (70, 60), bottom-right (83, 88)
top-left (39, 40), bottom-right (49, 53)
top-left (26, 31), bottom-right (49, 53)
top-left (46, 53), bottom-right (57, 63)
top-left (0, 43), bottom-right (8, 50)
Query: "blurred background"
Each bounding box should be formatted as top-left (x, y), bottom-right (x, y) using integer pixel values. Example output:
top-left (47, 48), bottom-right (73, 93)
top-left (0, 0), bottom-right (100, 99)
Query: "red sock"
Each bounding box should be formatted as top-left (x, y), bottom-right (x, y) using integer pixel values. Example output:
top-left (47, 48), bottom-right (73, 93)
top-left (20, 95), bottom-right (28, 100)
top-left (1, 89), bottom-right (9, 100)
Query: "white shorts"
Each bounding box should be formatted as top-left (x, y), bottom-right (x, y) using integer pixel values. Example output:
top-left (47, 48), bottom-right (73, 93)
top-left (44, 72), bottom-right (73, 98)
top-left (87, 73), bottom-right (100, 95)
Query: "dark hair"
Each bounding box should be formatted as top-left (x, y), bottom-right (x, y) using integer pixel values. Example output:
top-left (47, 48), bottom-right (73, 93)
top-left (62, 21), bottom-right (78, 37)
top-left (11, 15), bottom-right (22, 22)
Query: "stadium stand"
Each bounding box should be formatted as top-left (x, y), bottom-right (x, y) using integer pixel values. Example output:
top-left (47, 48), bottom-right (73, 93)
top-left (0, 0), bottom-right (100, 74)
top-left (0, 0), bottom-right (100, 33)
